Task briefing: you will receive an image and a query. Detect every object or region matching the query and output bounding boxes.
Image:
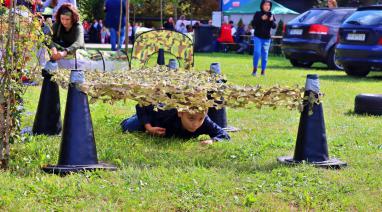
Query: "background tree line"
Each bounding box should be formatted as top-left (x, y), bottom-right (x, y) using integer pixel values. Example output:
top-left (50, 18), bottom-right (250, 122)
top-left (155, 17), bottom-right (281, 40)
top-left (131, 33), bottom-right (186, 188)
top-left (315, 0), bottom-right (381, 7)
top-left (78, 0), bottom-right (381, 24)
top-left (78, 0), bottom-right (219, 22)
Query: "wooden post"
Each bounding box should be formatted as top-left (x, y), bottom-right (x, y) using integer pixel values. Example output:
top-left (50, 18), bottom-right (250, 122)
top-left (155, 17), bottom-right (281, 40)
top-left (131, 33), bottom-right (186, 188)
top-left (125, 0), bottom-right (129, 53)
top-left (160, 0), bottom-right (163, 28)
top-left (118, 0), bottom-right (123, 50)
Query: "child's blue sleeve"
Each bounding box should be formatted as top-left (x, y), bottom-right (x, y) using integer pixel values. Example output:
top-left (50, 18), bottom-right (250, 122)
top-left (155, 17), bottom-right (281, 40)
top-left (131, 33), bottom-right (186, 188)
top-left (203, 116), bottom-right (230, 142)
top-left (135, 105), bottom-right (153, 125)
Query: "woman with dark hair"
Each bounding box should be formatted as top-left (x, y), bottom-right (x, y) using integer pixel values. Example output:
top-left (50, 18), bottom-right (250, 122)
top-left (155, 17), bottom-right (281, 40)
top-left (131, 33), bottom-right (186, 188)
top-left (163, 17), bottom-right (175, 31)
top-left (49, 3), bottom-right (84, 61)
top-left (251, 0), bottom-right (276, 76)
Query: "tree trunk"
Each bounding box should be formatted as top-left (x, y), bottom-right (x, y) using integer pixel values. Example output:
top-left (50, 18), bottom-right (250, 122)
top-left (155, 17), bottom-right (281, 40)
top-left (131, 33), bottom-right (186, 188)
top-left (0, 104), bottom-right (4, 168)
top-left (174, 2), bottom-right (178, 21)
top-left (0, 0), bottom-right (16, 169)
top-left (160, 0), bottom-right (163, 28)
top-left (126, 0), bottom-right (129, 53)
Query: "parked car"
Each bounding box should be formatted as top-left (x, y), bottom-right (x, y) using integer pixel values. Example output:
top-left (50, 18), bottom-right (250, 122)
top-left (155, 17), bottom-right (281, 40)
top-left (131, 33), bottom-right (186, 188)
top-left (336, 5), bottom-right (382, 77)
top-left (282, 8), bottom-right (356, 69)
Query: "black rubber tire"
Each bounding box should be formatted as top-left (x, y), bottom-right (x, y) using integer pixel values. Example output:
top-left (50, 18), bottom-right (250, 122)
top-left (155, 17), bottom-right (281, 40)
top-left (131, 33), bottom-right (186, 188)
top-left (290, 59), bottom-right (313, 68)
top-left (354, 94), bottom-right (382, 116)
top-left (327, 47), bottom-right (343, 70)
top-left (344, 65), bottom-right (370, 77)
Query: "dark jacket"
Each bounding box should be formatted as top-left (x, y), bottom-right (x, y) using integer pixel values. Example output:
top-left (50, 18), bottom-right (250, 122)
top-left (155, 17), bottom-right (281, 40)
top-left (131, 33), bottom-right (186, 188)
top-left (50, 22), bottom-right (85, 54)
top-left (136, 105), bottom-right (230, 141)
top-left (251, 0), bottom-right (276, 39)
top-left (105, 0), bottom-right (126, 30)
top-left (163, 21), bottom-right (175, 31)
top-left (235, 26), bottom-right (246, 43)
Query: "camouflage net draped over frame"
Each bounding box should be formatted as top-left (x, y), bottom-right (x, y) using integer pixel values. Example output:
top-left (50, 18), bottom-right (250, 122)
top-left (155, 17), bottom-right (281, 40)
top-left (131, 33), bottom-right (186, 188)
top-left (131, 30), bottom-right (194, 69)
top-left (52, 66), bottom-right (305, 113)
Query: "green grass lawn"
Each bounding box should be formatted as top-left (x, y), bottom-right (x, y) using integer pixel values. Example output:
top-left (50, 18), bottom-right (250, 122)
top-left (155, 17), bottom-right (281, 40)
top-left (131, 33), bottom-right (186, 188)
top-left (1, 53), bottom-right (381, 210)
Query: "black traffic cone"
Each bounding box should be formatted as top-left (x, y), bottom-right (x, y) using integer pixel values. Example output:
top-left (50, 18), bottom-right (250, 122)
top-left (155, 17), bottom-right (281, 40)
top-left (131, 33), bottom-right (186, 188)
top-left (207, 63), bottom-right (240, 132)
top-left (157, 48), bottom-right (165, 65)
top-left (168, 59), bottom-right (179, 70)
top-left (278, 74), bottom-right (347, 169)
top-left (42, 70), bottom-right (116, 175)
top-left (32, 61), bottom-right (62, 135)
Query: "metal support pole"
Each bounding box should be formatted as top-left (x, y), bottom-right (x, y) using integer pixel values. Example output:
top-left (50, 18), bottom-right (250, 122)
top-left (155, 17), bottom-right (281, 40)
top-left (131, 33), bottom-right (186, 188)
top-left (125, 0), bottom-right (129, 53)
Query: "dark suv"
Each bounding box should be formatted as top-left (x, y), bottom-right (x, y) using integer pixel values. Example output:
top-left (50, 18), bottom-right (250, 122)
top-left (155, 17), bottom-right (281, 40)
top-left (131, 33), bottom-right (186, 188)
top-left (282, 8), bottom-right (355, 69)
top-left (336, 6), bottom-right (382, 77)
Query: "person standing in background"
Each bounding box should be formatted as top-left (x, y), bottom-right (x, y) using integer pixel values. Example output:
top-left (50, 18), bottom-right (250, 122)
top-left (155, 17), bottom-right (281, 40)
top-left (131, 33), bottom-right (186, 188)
top-left (42, 0), bottom-right (77, 21)
top-left (104, 0), bottom-right (126, 51)
top-left (163, 17), bottom-right (175, 31)
top-left (128, 23), bottom-right (133, 44)
top-left (328, 0), bottom-right (338, 8)
top-left (100, 26), bottom-right (109, 44)
top-left (89, 19), bottom-right (100, 43)
top-left (216, 17), bottom-right (234, 52)
top-left (235, 22), bottom-right (247, 54)
top-left (251, 0), bottom-right (276, 76)
top-left (229, 20), bottom-right (236, 37)
top-left (175, 15), bottom-right (190, 32)
top-left (98, 19), bottom-right (104, 42)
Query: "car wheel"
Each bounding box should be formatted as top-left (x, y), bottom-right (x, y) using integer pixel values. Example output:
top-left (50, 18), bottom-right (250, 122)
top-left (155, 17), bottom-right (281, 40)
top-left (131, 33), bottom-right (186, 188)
top-left (355, 94), bottom-right (382, 116)
top-left (290, 59), bottom-right (313, 68)
top-left (327, 47), bottom-right (343, 70)
top-left (344, 65), bottom-right (370, 77)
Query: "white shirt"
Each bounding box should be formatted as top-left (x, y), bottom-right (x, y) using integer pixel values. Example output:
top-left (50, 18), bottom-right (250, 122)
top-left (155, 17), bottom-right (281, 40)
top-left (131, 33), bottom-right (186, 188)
top-left (175, 20), bottom-right (190, 32)
top-left (231, 27), bottom-right (237, 36)
top-left (128, 26), bottom-right (132, 37)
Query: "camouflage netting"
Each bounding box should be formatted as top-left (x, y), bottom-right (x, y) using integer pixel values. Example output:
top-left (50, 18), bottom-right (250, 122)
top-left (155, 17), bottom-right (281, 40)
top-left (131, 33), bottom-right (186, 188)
top-left (131, 30), bottom-right (194, 69)
top-left (51, 66), bottom-right (306, 113)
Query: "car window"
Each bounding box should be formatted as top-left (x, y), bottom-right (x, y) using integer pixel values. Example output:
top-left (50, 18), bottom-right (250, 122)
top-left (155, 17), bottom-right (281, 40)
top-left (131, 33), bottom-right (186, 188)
top-left (344, 10), bottom-right (382, 26)
top-left (289, 10), bottom-right (331, 24)
top-left (323, 11), bottom-right (353, 25)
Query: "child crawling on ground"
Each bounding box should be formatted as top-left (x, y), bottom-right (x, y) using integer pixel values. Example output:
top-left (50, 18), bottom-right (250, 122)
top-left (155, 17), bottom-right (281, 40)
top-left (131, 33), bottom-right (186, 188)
top-left (121, 105), bottom-right (230, 145)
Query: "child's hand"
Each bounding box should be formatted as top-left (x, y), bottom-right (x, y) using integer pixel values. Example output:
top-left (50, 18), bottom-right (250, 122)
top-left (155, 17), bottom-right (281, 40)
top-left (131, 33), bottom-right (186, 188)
top-left (200, 140), bottom-right (214, 146)
top-left (51, 51), bottom-right (67, 60)
top-left (146, 126), bottom-right (166, 136)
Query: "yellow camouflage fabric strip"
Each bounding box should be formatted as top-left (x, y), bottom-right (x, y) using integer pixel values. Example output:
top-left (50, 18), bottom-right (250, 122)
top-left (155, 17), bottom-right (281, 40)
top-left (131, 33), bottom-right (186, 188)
top-left (131, 30), bottom-right (194, 69)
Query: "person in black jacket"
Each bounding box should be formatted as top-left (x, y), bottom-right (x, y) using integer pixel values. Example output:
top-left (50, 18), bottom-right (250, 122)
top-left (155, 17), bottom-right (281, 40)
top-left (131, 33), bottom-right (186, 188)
top-left (163, 17), bottom-right (175, 31)
top-left (120, 105), bottom-right (230, 145)
top-left (251, 0), bottom-right (276, 76)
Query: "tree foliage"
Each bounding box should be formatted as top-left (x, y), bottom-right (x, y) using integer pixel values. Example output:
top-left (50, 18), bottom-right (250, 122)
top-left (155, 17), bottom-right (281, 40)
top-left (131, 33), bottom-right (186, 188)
top-left (315, 0), bottom-right (380, 7)
top-left (0, 5), bottom-right (44, 168)
top-left (78, 0), bottom-right (105, 21)
top-left (131, 0), bottom-right (218, 20)
top-left (78, 0), bottom-right (219, 22)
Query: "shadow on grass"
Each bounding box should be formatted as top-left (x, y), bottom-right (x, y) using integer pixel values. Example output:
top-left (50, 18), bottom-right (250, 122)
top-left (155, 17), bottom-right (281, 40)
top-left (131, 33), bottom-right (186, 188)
top-left (129, 132), bottom-right (191, 147)
top-left (344, 110), bottom-right (356, 116)
top-left (344, 109), bottom-right (382, 117)
top-left (266, 65), bottom-right (330, 71)
top-left (242, 161), bottom-right (284, 172)
top-left (319, 74), bottom-right (382, 82)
